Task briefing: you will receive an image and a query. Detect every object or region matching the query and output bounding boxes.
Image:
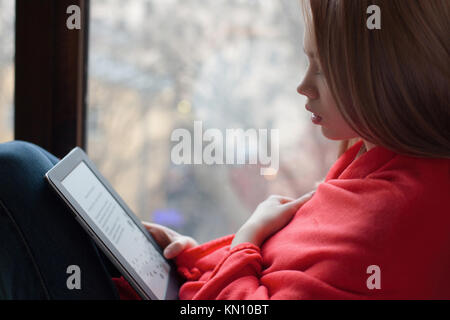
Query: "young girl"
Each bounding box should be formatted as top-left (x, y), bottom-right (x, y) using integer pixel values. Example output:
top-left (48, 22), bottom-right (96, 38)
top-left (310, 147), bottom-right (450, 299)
top-left (126, 0), bottom-right (450, 299)
top-left (0, 0), bottom-right (448, 299)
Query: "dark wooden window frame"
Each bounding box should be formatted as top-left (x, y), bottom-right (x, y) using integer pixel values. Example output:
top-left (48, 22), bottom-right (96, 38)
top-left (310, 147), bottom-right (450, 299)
top-left (14, 0), bottom-right (90, 158)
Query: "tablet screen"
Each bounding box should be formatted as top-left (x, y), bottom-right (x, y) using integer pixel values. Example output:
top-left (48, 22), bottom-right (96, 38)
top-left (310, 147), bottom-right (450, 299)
top-left (61, 161), bottom-right (170, 299)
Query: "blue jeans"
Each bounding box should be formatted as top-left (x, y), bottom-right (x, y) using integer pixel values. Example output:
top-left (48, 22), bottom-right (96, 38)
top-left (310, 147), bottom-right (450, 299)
top-left (0, 141), bottom-right (121, 299)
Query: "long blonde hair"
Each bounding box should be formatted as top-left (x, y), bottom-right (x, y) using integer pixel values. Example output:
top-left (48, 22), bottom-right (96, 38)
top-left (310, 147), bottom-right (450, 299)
top-left (302, 0), bottom-right (450, 159)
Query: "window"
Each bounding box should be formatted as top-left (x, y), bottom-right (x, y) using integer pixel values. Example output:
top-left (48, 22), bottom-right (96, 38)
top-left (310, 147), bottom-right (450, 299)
top-left (88, 0), bottom-right (338, 243)
top-left (0, 0), bottom-right (14, 143)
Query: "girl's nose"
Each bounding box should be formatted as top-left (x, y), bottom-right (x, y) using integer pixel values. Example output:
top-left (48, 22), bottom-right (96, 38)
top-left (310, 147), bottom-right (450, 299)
top-left (297, 83), bottom-right (318, 100)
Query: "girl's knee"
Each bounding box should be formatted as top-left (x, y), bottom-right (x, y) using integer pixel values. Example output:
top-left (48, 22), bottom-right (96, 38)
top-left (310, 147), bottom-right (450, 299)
top-left (0, 141), bottom-right (42, 165)
top-left (0, 141), bottom-right (56, 201)
top-left (0, 141), bottom-right (55, 183)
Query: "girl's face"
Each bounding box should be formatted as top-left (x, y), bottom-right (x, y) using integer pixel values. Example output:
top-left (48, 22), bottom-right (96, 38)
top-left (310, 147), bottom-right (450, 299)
top-left (297, 30), bottom-right (358, 140)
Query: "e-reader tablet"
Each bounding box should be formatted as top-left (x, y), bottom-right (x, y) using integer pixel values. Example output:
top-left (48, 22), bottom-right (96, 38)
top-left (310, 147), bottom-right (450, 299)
top-left (45, 147), bottom-right (181, 300)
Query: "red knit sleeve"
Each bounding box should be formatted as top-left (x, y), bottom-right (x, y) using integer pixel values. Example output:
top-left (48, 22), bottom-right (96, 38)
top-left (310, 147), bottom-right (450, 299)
top-left (174, 234), bottom-right (235, 281)
top-left (177, 242), bottom-right (269, 300)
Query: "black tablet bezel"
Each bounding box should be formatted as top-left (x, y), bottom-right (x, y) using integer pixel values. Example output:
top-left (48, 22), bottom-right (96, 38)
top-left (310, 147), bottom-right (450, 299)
top-left (45, 147), bottom-right (181, 300)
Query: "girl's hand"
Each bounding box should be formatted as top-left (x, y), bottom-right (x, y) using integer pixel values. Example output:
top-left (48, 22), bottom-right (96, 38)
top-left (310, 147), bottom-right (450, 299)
top-left (230, 191), bottom-right (315, 249)
top-left (142, 222), bottom-right (198, 259)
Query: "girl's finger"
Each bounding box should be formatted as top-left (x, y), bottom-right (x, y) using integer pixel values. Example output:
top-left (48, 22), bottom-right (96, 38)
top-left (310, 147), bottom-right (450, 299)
top-left (142, 222), bottom-right (172, 248)
top-left (163, 240), bottom-right (185, 259)
top-left (164, 236), bottom-right (198, 259)
top-left (185, 236), bottom-right (199, 247)
top-left (278, 197), bottom-right (295, 204)
top-left (142, 221), bottom-right (168, 233)
top-left (267, 195), bottom-right (295, 204)
top-left (282, 191), bottom-right (315, 208)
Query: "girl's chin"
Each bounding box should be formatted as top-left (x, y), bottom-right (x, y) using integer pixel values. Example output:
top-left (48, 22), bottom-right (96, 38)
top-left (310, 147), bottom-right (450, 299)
top-left (320, 126), bottom-right (357, 141)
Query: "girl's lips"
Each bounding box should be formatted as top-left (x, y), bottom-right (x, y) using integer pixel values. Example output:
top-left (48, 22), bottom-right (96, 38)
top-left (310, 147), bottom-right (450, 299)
top-left (306, 105), bottom-right (323, 124)
top-left (311, 113), bottom-right (323, 124)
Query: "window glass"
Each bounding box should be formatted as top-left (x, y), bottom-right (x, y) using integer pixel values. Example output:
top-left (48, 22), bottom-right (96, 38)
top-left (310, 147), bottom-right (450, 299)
top-left (88, 0), bottom-right (338, 243)
top-left (0, 0), bottom-right (14, 143)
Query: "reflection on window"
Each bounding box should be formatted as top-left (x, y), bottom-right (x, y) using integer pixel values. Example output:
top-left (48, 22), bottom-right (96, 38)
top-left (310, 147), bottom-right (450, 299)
top-left (0, 0), bottom-right (14, 143)
top-left (88, 0), bottom-right (338, 243)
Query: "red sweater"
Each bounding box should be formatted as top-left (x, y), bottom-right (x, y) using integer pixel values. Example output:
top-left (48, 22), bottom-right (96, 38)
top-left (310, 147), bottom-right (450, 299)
top-left (114, 139), bottom-right (450, 299)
